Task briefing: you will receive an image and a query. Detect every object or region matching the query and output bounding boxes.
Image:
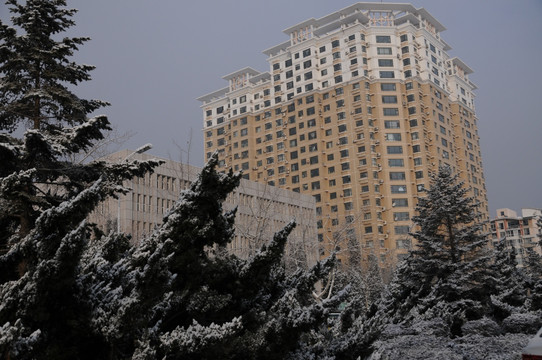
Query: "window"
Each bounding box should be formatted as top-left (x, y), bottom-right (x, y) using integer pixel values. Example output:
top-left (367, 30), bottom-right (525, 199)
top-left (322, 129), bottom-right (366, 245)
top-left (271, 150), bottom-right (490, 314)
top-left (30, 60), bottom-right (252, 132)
top-left (387, 146), bottom-right (403, 154)
top-left (332, 39), bottom-right (340, 48)
top-left (382, 95), bottom-right (397, 104)
top-left (401, 46), bottom-right (409, 54)
top-left (377, 47), bottom-right (392, 55)
top-left (376, 35), bottom-right (391, 43)
top-left (302, 48), bottom-right (311, 57)
top-left (381, 83), bottom-right (396, 91)
top-left (383, 108), bottom-right (399, 116)
top-left (392, 198), bottom-right (408, 207)
top-left (388, 159), bottom-right (404, 167)
top-left (384, 120), bottom-right (400, 129)
top-left (394, 212), bottom-right (409, 221)
top-left (340, 149), bottom-right (349, 158)
top-left (408, 106), bottom-right (416, 115)
top-left (378, 59), bottom-right (393, 67)
top-left (414, 157), bottom-right (422, 166)
top-left (380, 71), bottom-right (395, 78)
top-left (412, 144), bottom-right (421, 153)
top-left (389, 172), bottom-right (406, 180)
top-left (385, 133), bottom-right (401, 141)
top-left (395, 225), bottom-right (409, 234)
top-left (415, 170), bottom-right (424, 179)
top-left (342, 175), bottom-right (351, 184)
top-left (400, 34), bottom-right (408, 42)
top-left (344, 202), bottom-right (353, 211)
top-left (391, 185), bottom-right (407, 194)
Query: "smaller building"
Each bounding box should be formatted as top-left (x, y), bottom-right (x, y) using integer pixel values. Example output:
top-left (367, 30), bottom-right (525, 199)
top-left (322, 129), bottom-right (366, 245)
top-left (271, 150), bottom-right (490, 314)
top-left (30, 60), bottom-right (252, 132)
top-left (490, 208), bottom-right (542, 266)
top-left (89, 150), bottom-right (319, 269)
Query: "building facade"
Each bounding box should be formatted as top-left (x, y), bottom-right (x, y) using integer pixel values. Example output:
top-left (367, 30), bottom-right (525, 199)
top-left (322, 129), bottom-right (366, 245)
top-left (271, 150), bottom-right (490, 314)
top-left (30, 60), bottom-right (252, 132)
top-left (491, 208), bottom-right (542, 266)
top-left (198, 3), bottom-right (488, 266)
top-left (90, 150), bottom-right (319, 268)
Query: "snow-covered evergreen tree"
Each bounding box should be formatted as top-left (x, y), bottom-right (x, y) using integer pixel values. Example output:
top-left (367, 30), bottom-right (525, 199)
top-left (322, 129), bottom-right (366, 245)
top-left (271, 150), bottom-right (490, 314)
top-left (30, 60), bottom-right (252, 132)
top-left (0, 0), bottom-right (115, 244)
top-left (489, 239), bottom-right (527, 321)
top-left (395, 166), bottom-right (491, 333)
top-left (80, 154), bottom-right (340, 359)
top-left (330, 167), bottom-right (496, 359)
top-left (0, 1), bottom-right (159, 358)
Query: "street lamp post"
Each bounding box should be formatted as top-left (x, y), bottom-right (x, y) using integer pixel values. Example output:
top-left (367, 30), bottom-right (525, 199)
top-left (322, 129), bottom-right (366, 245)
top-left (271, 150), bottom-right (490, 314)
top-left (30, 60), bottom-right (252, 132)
top-left (117, 144), bottom-right (153, 233)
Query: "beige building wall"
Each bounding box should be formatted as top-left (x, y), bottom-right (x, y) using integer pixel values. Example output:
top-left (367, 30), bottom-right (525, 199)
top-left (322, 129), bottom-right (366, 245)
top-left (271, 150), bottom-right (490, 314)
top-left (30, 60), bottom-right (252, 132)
top-left (89, 150), bottom-right (319, 268)
top-left (491, 208), bottom-right (542, 266)
top-left (198, 3), bottom-right (489, 268)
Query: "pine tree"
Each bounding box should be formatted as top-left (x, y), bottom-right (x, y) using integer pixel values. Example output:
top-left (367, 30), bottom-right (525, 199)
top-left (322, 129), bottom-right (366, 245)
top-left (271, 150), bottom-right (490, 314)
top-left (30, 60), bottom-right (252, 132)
top-left (0, 0), bottom-right (111, 244)
top-left (79, 154), bottom-right (340, 359)
top-left (489, 239), bottom-right (527, 321)
top-left (0, 1), bottom-right (159, 358)
top-left (402, 166), bottom-right (490, 331)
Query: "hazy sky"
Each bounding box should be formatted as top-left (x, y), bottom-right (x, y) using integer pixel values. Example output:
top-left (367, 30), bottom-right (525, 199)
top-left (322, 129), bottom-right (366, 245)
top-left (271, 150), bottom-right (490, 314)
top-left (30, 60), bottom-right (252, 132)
top-left (1, 0), bottom-right (541, 217)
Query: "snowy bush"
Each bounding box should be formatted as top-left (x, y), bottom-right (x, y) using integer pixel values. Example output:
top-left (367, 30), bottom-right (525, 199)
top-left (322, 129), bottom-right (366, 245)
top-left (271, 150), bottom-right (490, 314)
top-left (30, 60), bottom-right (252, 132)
top-left (502, 312), bottom-right (542, 334)
top-left (461, 317), bottom-right (502, 336)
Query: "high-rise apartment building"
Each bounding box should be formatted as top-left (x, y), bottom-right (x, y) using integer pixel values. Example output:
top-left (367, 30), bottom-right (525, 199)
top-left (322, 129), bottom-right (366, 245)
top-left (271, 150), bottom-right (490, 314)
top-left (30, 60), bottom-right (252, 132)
top-left (90, 150), bottom-right (319, 267)
top-left (490, 208), bottom-right (542, 266)
top-left (198, 3), bottom-right (488, 267)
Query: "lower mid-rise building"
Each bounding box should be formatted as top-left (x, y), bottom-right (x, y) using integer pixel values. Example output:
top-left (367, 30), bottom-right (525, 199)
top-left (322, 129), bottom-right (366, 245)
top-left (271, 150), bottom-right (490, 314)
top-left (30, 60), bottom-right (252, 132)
top-left (490, 208), bottom-right (542, 266)
top-left (89, 150), bottom-right (319, 269)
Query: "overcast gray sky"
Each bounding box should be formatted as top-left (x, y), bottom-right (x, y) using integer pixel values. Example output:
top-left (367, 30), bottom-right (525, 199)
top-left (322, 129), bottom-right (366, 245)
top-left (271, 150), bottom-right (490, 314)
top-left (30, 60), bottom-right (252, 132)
top-left (1, 0), bottom-right (541, 217)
